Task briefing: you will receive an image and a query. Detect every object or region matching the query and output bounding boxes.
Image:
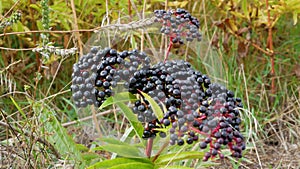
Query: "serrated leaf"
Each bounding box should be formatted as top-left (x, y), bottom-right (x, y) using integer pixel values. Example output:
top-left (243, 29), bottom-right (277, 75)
top-left (87, 158), bottom-right (152, 169)
top-left (115, 102), bottom-right (144, 141)
top-left (154, 151), bottom-right (204, 165)
top-left (140, 91), bottom-right (164, 121)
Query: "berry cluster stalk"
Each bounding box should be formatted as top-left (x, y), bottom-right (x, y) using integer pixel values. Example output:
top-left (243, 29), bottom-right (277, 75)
top-left (164, 40), bottom-right (173, 63)
top-left (145, 138), bottom-right (154, 158)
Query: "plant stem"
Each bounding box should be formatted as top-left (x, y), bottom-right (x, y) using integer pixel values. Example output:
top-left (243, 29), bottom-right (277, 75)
top-left (266, 0), bottom-right (276, 95)
top-left (164, 40), bottom-right (173, 63)
top-left (145, 138), bottom-right (154, 158)
top-left (71, 0), bottom-right (83, 56)
top-left (128, 0), bottom-right (131, 21)
top-left (151, 140), bottom-right (169, 162)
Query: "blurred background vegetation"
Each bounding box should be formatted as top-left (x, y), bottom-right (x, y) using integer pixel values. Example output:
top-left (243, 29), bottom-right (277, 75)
top-left (0, 0), bottom-right (299, 168)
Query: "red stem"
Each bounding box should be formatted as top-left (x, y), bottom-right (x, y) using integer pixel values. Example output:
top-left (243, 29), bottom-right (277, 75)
top-left (145, 138), bottom-right (154, 158)
top-left (190, 127), bottom-right (210, 137)
top-left (164, 40), bottom-right (173, 63)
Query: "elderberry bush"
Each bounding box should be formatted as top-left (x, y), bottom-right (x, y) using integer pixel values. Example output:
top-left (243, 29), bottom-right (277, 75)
top-left (154, 8), bottom-right (202, 44)
top-left (71, 47), bottom-right (245, 161)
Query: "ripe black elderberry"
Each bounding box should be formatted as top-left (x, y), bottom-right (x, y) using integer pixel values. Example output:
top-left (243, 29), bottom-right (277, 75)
top-left (71, 47), bottom-right (151, 108)
top-left (154, 8), bottom-right (202, 45)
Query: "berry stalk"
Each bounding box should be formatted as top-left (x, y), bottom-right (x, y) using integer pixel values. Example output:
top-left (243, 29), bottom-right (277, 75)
top-left (145, 138), bottom-right (154, 158)
top-left (164, 40), bottom-right (173, 63)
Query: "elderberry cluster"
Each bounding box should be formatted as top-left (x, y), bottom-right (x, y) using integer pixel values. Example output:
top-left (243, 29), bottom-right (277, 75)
top-left (71, 47), bottom-right (245, 161)
top-left (71, 47), bottom-right (151, 108)
top-left (130, 60), bottom-right (245, 161)
top-left (154, 8), bottom-right (202, 44)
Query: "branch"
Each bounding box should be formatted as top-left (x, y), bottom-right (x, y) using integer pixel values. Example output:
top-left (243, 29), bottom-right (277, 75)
top-left (0, 46), bottom-right (35, 51)
top-left (0, 29), bottom-right (97, 38)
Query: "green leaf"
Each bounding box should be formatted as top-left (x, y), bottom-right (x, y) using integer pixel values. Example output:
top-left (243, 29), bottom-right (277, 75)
top-left (99, 138), bottom-right (142, 147)
top-left (76, 144), bottom-right (89, 151)
top-left (93, 143), bottom-right (143, 158)
top-left (140, 91), bottom-right (164, 121)
top-left (154, 151), bottom-right (204, 165)
top-left (98, 137), bottom-right (144, 149)
top-left (115, 102), bottom-right (144, 141)
top-left (100, 92), bottom-right (137, 109)
top-left (87, 158), bottom-right (153, 169)
top-left (99, 137), bottom-right (131, 145)
top-left (82, 152), bottom-right (100, 161)
top-left (155, 165), bottom-right (194, 169)
top-left (108, 162), bottom-right (153, 169)
top-left (100, 92), bottom-right (143, 142)
top-left (99, 96), bottom-right (114, 109)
